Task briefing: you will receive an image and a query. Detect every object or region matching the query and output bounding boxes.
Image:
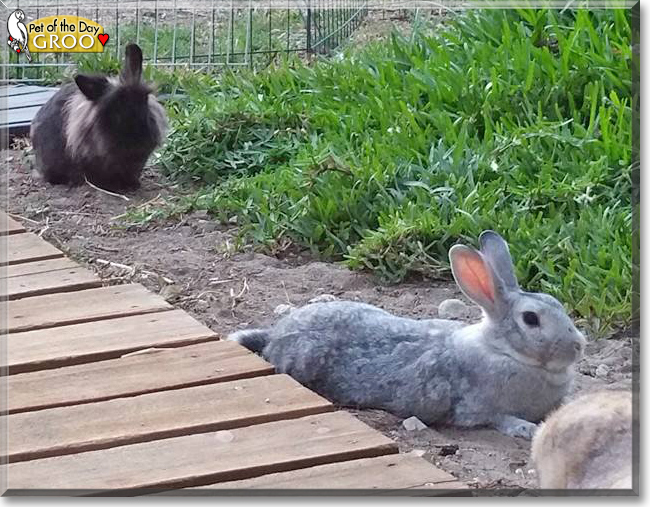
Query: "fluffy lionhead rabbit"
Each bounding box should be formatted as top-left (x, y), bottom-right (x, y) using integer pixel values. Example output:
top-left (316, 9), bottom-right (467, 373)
top-left (531, 390), bottom-right (634, 489)
top-left (30, 43), bottom-right (168, 192)
top-left (230, 231), bottom-right (586, 439)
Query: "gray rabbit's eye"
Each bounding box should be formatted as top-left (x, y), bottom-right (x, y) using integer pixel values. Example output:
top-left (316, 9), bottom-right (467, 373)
top-left (522, 311), bottom-right (540, 327)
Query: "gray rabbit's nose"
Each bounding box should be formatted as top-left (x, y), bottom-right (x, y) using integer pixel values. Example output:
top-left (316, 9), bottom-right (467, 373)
top-left (572, 330), bottom-right (587, 354)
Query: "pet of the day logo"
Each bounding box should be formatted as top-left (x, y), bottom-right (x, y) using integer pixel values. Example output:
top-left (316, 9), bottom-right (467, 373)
top-left (7, 10), bottom-right (109, 61)
top-left (7, 9), bottom-right (32, 61)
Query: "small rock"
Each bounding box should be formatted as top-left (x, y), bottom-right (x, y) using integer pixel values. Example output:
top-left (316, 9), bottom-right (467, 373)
top-left (196, 220), bottom-right (219, 233)
top-left (194, 300), bottom-right (210, 310)
top-left (308, 294), bottom-right (338, 304)
top-left (228, 215), bottom-right (238, 225)
top-left (159, 284), bottom-right (182, 302)
top-left (409, 449), bottom-right (426, 457)
top-left (437, 299), bottom-right (470, 320)
top-left (509, 460), bottom-right (526, 472)
top-left (402, 416), bottom-right (427, 432)
top-left (595, 364), bottom-right (610, 378)
top-left (435, 444), bottom-right (459, 456)
top-left (192, 210), bottom-right (209, 220)
top-left (527, 469), bottom-right (537, 476)
top-left (273, 304), bottom-right (295, 316)
top-left (599, 356), bottom-right (622, 367)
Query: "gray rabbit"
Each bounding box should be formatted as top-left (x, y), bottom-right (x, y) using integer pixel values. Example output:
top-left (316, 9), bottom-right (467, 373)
top-left (30, 43), bottom-right (167, 192)
top-left (229, 231), bottom-right (586, 439)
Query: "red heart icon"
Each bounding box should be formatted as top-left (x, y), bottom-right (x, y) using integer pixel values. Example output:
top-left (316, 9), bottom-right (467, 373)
top-left (98, 34), bottom-right (109, 46)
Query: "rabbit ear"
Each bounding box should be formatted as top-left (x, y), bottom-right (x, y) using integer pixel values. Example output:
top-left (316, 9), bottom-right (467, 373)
top-left (121, 44), bottom-right (143, 84)
top-left (75, 74), bottom-right (110, 101)
top-left (449, 245), bottom-right (501, 316)
top-left (479, 230), bottom-right (519, 290)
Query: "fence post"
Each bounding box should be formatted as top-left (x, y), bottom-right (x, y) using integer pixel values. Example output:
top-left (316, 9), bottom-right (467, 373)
top-left (246, 4), bottom-right (253, 69)
top-left (306, 5), bottom-right (312, 54)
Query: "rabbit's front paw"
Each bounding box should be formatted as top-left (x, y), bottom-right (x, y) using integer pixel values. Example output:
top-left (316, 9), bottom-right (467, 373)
top-left (494, 415), bottom-right (538, 440)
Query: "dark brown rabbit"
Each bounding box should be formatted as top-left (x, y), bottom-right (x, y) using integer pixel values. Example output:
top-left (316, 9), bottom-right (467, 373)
top-left (30, 43), bottom-right (167, 192)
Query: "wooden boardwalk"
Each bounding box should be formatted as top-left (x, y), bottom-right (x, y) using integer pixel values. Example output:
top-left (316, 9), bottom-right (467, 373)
top-left (0, 85), bottom-right (60, 140)
top-left (0, 211), bottom-right (467, 495)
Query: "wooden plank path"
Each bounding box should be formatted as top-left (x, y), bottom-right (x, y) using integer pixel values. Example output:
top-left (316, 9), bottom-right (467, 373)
top-left (0, 85), bottom-right (60, 140)
top-left (0, 211), bottom-right (467, 495)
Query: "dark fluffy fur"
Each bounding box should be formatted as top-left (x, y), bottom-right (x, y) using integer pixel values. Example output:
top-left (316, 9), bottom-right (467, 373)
top-left (30, 44), bottom-right (167, 192)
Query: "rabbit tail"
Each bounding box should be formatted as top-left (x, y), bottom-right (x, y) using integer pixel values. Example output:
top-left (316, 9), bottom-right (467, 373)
top-left (228, 328), bottom-right (270, 354)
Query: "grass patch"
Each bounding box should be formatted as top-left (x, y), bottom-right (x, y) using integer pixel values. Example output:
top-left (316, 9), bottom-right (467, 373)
top-left (153, 9), bottom-right (633, 337)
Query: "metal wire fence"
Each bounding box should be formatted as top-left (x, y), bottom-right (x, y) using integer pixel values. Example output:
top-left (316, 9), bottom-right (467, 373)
top-left (1, 0), bottom-right (372, 82)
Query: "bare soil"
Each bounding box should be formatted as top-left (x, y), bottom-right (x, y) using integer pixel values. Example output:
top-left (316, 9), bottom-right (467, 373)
top-left (2, 150), bottom-right (634, 492)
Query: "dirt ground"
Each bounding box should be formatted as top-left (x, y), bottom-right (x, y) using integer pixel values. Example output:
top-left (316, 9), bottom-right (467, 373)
top-left (2, 148), bottom-right (635, 492)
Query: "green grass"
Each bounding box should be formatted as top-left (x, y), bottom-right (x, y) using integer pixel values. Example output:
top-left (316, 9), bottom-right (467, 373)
top-left (145, 9), bottom-right (633, 337)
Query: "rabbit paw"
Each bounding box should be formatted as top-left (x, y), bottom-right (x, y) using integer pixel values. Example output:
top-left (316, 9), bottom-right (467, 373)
top-left (494, 415), bottom-right (538, 440)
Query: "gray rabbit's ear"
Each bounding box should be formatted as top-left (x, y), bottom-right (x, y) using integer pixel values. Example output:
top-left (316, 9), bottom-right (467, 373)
top-left (479, 230), bottom-right (519, 291)
top-left (449, 245), bottom-right (502, 316)
top-left (121, 44), bottom-right (143, 84)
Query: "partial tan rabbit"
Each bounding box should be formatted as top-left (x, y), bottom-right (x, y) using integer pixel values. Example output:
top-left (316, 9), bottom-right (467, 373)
top-left (531, 389), bottom-right (634, 490)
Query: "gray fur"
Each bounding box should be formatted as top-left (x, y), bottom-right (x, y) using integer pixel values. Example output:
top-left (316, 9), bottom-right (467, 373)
top-left (228, 328), bottom-right (270, 354)
top-left (229, 231), bottom-right (586, 439)
top-left (30, 43), bottom-right (167, 192)
top-left (479, 230), bottom-right (519, 290)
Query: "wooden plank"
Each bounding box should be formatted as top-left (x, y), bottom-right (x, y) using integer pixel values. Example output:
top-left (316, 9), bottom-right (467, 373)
top-left (1, 85), bottom-right (58, 98)
top-left (6, 411), bottom-right (397, 493)
top-left (4, 106), bottom-right (45, 127)
top-left (3, 91), bottom-right (57, 110)
top-left (6, 340), bottom-right (273, 413)
top-left (4, 232), bottom-right (64, 266)
top-left (3, 264), bottom-right (102, 300)
top-left (196, 454), bottom-right (465, 491)
top-left (5, 374), bottom-right (333, 463)
top-left (2, 258), bottom-right (81, 279)
top-left (3, 283), bottom-right (172, 333)
top-left (0, 86), bottom-right (57, 134)
top-left (3, 310), bottom-right (218, 376)
top-left (0, 212), bottom-right (26, 236)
